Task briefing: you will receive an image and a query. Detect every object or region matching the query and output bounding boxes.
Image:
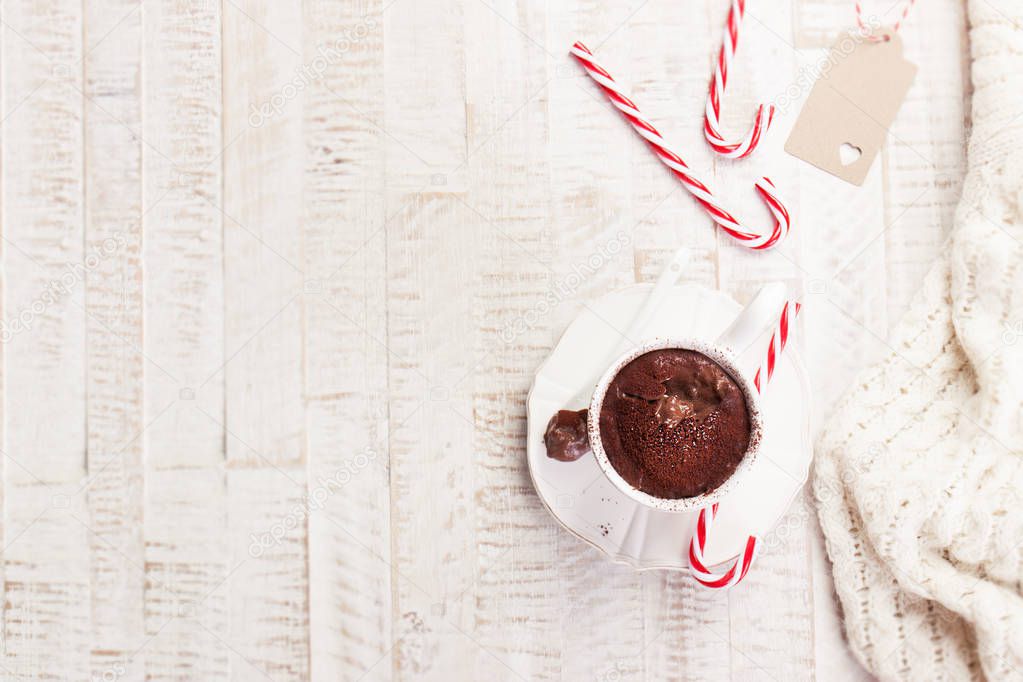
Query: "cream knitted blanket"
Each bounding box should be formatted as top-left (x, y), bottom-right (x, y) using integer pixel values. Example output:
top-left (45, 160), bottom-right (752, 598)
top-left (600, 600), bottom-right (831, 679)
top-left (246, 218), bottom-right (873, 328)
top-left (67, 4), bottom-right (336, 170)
top-left (813, 2), bottom-right (1023, 680)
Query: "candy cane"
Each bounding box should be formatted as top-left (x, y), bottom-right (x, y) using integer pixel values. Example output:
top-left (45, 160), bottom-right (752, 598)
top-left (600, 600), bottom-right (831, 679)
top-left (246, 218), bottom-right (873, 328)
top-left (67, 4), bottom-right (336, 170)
top-left (753, 300), bottom-right (801, 392)
top-left (689, 300), bottom-right (801, 588)
top-left (689, 503), bottom-right (759, 587)
top-left (570, 42), bottom-right (791, 250)
top-left (704, 0), bottom-right (776, 158)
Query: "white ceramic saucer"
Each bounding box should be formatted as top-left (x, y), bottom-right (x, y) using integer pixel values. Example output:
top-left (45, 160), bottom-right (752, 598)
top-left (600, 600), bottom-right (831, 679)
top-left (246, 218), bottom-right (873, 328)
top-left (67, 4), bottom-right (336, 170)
top-left (526, 283), bottom-right (812, 569)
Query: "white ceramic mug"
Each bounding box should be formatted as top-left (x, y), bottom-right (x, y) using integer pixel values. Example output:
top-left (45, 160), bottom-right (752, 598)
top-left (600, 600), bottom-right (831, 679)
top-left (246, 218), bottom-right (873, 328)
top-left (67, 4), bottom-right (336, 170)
top-left (586, 283), bottom-right (785, 513)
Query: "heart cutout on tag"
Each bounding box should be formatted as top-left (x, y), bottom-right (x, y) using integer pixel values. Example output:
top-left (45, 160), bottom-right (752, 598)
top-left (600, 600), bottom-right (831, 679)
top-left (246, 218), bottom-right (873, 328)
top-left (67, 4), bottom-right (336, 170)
top-left (838, 143), bottom-right (862, 166)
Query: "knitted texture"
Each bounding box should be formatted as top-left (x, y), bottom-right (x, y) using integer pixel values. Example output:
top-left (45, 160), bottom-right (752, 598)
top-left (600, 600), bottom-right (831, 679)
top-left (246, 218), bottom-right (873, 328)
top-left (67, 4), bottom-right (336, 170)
top-left (814, 2), bottom-right (1023, 680)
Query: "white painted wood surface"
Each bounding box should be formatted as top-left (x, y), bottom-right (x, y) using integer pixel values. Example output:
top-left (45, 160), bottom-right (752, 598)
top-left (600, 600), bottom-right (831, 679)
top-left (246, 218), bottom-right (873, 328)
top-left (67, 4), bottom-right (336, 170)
top-left (0, 0), bottom-right (969, 679)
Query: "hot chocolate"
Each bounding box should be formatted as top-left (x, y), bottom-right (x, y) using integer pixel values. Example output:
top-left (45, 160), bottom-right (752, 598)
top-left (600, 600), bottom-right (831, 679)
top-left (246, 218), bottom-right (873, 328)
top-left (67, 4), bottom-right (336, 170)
top-left (597, 348), bottom-right (752, 499)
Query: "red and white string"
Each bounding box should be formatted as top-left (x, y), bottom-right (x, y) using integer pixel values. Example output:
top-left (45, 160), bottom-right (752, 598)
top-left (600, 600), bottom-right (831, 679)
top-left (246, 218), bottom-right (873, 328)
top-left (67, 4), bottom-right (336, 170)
top-left (855, 0), bottom-right (918, 42)
top-left (570, 41), bottom-right (791, 250)
top-left (688, 299), bottom-right (801, 589)
top-left (704, 0), bottom-right (775, 158)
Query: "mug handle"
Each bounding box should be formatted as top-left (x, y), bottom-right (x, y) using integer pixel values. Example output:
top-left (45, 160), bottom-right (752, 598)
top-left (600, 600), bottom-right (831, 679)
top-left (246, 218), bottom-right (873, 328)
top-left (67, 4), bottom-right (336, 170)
top-left (715, 282), bottom-right (786, 356)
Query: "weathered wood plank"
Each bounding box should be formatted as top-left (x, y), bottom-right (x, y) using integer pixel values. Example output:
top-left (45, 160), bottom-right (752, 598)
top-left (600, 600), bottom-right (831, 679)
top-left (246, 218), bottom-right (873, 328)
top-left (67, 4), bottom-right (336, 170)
top-left (881, 0), bottom-right (969, 323)
top-left (225, 467), bottom-right (310, 680)
top-left (384, 194), bottom-right (479, 679)
top-left (1, 0), bottom-right (86, 474)
top-left (141, 0), bottom-right (227, 678)
top-left (82, 0), bottom-right (146, 679)
top-left (143, 469), bottom-right (229, 680)
top-left (642, 572), bottom-right (733, 680)
top-left (3, 487), bottom-right (90, 678)
top-left (221, 2), bottom-right (309, 678)
top-left (302, 0), bottom-right (393, 679)
top-left (1, 0), bottom-right (89, 675)
top-left (619, 0), bottom-right (720, 286)
top-left (222, 0), bottom-right (305, 467)
top-left (383, 2), bottom-right (478, 678)
top-left (727, 496), bottom-right (815, 682)
top-left (382, 0), bottom-right (467, 192)
top-left (142, 0), bottom-right (225, 469)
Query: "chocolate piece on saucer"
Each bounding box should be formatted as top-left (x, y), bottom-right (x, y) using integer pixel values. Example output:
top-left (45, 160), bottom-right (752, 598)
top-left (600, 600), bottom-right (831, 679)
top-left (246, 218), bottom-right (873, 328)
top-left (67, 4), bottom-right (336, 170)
top-left (544, 409), bottom-right (590, 462)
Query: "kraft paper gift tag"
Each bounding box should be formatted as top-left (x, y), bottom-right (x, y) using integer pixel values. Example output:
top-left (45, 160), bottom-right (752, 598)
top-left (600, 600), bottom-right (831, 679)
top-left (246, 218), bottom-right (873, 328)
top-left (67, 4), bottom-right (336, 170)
top-left (785, 30), bottom-right (917, 186)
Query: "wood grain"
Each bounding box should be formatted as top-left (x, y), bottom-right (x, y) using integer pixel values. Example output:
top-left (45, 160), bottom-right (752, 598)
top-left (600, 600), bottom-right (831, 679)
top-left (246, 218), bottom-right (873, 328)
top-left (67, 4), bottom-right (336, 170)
top-left (384, 194), bottom-right (480, 678)
top-left (83, 0), bottom-right (146, 679)
top-left (222, 0), bottom-right (305, 467)
top-left (382, 2), bottom-right (483, 679)
top-left (2, 0), bottom-right (89, 676)
top-left (302, 0), bottom-right (393, 679)
top-left (221, 2), bottom-right (309, 678)
top-left (141, 0), bottom-right (227, 679)
top-left (142, 0), bottom-right (225, 469)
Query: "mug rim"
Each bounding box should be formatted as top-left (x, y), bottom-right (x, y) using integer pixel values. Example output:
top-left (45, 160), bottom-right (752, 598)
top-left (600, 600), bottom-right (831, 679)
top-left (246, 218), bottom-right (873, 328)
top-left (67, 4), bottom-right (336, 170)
top-left (586, 338), bottom-right (763, 513)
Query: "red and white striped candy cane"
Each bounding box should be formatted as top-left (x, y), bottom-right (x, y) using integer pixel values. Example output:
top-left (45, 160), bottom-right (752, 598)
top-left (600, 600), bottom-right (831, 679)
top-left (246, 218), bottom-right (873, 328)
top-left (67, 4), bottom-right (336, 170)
top-left (689, 299), bottom-right (801, 588)
top-left (704, 0), bottom-right (776, 158)
top-left (570, 42), bottom-right (791, 250)
top-left (689, 503), bottom-right (759, 588)
top-left (753, 300), bottom-right (801, 392)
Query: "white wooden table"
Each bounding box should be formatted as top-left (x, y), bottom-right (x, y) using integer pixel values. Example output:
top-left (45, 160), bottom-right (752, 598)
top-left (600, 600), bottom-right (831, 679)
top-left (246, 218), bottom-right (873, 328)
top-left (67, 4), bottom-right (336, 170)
top-left (0, 0), bottom-right (968, 679)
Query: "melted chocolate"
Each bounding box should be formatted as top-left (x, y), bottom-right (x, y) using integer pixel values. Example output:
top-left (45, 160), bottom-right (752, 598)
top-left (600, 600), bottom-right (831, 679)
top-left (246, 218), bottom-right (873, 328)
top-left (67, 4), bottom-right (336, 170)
top-left (598, 349), bottom-right (751, 498)
top-left (544, 409), bottom-right (591, 462)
